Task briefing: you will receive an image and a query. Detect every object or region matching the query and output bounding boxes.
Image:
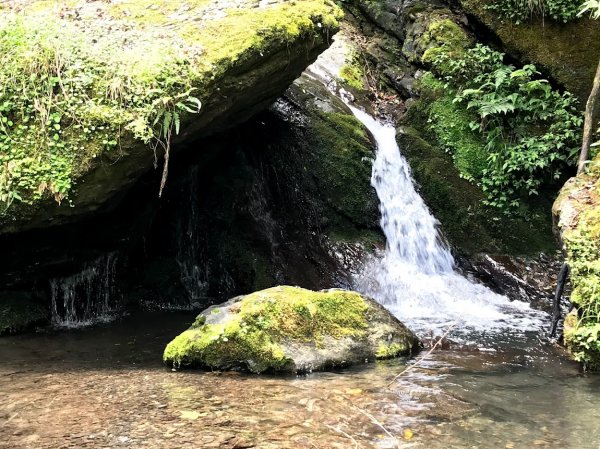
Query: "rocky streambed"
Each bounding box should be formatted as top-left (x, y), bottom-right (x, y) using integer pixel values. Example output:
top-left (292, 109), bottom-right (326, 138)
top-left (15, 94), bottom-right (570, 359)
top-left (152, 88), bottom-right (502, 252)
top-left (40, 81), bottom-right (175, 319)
top-left (2, 311), bottom-right (599, 449)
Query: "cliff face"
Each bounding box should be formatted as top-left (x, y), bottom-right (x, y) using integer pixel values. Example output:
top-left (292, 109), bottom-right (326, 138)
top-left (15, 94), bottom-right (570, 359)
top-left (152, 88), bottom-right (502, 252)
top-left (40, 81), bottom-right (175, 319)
top-left (0, 0), bottom-right (342, 234)
top-left (457, 0), bottom-right (600, 104)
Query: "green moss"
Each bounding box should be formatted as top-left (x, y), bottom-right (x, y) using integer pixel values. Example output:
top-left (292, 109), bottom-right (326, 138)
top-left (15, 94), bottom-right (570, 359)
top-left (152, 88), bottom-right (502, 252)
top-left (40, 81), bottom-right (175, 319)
top-left (375, 342), bottom-right (408, 359)
top-left (559, 163), bottom-right (600, 369)
top-left (163, 286), bottom-right (370, 372)
top-left (340, 59), bottom-right (366, 91)
top-left (428, 94), bottom-right (487, 182)
top-left (419, 18), bottom-right (471, 67)
top-left (306, 111), bottom-right (378, 229)
top-left (0, 0), bottom-right (341, 215)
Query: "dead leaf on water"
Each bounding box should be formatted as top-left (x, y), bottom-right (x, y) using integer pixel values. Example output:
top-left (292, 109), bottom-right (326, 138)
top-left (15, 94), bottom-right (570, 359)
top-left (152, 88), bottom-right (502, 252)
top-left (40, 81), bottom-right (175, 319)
top-left (179, 410), bottom-right (200, 420)
top-left (345, 388), bottom-right (363, 396)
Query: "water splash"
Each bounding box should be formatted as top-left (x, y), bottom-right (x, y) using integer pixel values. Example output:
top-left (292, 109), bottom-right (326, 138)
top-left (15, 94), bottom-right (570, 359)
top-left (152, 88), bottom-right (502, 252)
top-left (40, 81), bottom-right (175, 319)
top-left (349, 106), bottom-right (547, 339)
top-left (50, 253), bottom-right (121, 328)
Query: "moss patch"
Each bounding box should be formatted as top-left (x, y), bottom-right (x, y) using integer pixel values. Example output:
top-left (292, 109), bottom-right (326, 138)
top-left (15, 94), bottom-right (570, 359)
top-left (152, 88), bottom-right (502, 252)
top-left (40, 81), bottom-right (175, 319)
top-left (555, 159), bottom-right (600, 370)
top-left (0, 0), bottom-right (341, 217)
top-left (375, 342), bottom-right (408, 359)
top-left (163, 286), bottom-right (370, 373)
top-left (306, 111), bottom-right (378, 231)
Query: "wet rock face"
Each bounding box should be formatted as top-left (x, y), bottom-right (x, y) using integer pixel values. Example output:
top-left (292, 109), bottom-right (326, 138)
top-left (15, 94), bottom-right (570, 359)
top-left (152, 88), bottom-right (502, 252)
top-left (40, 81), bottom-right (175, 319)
top-left (0, 70), bottom-right (381, 330)
top-left (458, 253), bottom-right (564, 310)
top-left (163, 286), bottom-right (420, 373)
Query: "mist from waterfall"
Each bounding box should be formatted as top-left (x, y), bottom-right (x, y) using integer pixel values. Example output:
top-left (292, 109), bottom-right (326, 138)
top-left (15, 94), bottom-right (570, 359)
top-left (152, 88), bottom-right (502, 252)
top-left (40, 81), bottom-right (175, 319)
top-left (349, 106), bottom-right (547, 339)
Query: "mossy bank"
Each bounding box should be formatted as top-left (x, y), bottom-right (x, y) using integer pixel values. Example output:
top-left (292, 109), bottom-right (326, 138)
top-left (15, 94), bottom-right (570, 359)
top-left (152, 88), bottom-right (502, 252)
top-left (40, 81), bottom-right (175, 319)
top-left (164, 286), bottom-right (419, 373)
top-left (554, 158), bottom-right (600, 371)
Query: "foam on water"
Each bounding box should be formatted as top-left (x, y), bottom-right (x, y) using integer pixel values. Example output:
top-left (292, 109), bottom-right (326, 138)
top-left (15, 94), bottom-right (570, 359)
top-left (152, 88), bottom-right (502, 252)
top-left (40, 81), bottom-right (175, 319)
top-left (348, 105), bottom-right (548, 339)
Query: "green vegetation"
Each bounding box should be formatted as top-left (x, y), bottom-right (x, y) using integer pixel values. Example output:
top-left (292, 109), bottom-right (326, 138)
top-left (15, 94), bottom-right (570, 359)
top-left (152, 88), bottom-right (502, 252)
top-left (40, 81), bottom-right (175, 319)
top-left (425, 44), bottom-right (582, 212)
top-left (306, 111), bottom-right (379, 230)
top-left (487, 0), bottom-right (585, 23)
top-left (555, 160), bottom-right (600, 370)
top-left (163, 286), bottom-right (370, 372)
top-left (375, 342), bottom-right (407, 359)
top-left (0, 0), bottom-right (341, 212)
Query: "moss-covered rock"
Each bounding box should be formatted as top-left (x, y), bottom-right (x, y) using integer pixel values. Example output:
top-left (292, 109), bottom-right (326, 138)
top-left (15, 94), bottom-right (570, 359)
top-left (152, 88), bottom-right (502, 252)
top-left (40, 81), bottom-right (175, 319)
top-left (0, 0), bottom-right (342, 234)
top-left (0, 291), bottom-right (47, 335)
top-left (553, 158), bottom-right (600, 370)
top-left (163, 286), bottom-right (419, 373)
top-left (397, 88), bottom-right (557, 256)
top-left (458, 0), bottom-right (600, 103)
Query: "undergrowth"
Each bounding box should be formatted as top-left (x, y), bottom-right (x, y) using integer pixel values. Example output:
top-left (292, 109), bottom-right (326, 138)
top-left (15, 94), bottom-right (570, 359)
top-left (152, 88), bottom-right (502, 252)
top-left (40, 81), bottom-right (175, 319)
top-left (0, 13), bottom-right (202, 209)
top-left (0, 0), bottom-right (341, 212)
top-left (424, 44), bottom-right (582, 212)
top-left (487, 0), bottom-right (585, 23)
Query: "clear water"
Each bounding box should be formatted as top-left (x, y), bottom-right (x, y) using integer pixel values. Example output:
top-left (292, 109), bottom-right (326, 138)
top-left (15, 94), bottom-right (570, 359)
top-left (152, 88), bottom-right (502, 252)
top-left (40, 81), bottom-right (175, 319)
top-left (349, 107), bottom-right (548, 342)
top-left (1, 313), bottom-right (599, 449)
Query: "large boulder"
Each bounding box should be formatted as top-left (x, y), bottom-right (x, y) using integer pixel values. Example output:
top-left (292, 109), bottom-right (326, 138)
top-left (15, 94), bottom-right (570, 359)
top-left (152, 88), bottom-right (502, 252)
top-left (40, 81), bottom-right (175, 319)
top-left (553, 158), bottom-right (600, 370)
top-left (163, 286), bottom-right (419, 373)
top-left (0, 0), bottom-right (342, 234)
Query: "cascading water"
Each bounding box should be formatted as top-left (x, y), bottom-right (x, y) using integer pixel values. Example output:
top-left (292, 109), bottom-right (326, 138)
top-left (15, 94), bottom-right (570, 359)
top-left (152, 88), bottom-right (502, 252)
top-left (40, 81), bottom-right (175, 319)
top-left (176, 165), bottom-right (209, 305)
top-left (348, 106), bottom-right (547, 341)
top-left (50, 253), bottom-right (121, 327)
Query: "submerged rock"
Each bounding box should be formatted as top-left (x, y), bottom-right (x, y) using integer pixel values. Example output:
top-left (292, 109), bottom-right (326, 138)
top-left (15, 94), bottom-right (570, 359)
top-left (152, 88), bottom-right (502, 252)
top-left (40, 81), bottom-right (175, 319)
top-left (163, 286), bottom-right (419, 373)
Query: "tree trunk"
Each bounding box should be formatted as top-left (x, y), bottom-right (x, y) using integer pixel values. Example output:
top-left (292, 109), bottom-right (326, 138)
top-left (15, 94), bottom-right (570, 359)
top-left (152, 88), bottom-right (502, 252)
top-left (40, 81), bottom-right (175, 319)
top-left (578, 58), bottom-right (600, 174)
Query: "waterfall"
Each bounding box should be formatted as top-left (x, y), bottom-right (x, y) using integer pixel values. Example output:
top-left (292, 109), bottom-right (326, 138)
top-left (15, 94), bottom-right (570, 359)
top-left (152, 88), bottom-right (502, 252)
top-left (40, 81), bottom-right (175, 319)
top-left (50, 253), bottom-right (121, 328)
top-left (176, 165), bottom-right (209, 304)
top-left (349, 106), bottom-right (546, 339)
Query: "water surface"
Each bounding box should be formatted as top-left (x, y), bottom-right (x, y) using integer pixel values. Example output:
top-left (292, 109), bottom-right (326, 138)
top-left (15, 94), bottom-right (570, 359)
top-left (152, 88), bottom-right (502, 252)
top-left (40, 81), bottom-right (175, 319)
top-left (1, 312), bottom-right (598, 449)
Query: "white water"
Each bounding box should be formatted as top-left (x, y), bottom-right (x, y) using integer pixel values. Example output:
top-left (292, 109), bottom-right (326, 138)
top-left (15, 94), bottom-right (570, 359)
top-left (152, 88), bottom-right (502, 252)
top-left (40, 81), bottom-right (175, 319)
top-left (50, 253), bottom-right (121, 328)
top-left (349, 106), bottom-right (547, 339)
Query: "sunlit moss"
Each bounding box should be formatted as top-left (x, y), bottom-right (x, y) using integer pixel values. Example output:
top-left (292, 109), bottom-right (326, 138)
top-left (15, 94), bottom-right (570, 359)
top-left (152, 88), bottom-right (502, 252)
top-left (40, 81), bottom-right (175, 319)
top-left (163, 286), bottom-right (370, 373)
top-left (0, 0), bottom-right (341, 215)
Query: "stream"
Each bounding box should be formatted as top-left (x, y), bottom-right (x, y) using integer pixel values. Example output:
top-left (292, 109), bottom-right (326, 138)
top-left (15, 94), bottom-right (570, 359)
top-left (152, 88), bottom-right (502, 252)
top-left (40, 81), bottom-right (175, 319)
top-left (2, 47), bottom-right (600, 449)
top-left (2, 312), bottom-right (599, 448)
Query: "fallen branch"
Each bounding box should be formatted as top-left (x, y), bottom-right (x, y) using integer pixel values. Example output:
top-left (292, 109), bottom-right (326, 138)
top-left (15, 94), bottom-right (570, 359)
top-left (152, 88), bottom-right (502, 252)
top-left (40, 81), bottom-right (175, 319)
top-left (386, 322), bottom-right (456, 389)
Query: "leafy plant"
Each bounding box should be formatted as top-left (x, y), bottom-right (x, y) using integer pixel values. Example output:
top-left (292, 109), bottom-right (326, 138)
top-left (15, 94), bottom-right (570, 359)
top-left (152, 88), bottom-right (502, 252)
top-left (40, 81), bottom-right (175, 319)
top-left (579, 0), bottom-right (600, 18)
top-left (488, 0), bottom-right (585, 23)
top-left (428, 45), bottom-right (582, 212)
top-left (150, 91), bottom-right (202, 197)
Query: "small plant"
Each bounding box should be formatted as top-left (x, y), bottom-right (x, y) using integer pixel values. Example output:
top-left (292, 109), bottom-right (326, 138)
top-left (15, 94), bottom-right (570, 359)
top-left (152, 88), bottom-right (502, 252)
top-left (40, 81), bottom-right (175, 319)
top-left (488, 0), bottom-right (585, 23)
top-left (149, 91), bottom-right (202, 197)
top-left (427, 44), bottom-right (582, 212)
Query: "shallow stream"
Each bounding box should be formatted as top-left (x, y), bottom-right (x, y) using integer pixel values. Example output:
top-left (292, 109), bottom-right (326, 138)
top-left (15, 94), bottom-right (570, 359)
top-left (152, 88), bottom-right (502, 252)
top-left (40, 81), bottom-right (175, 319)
top-left (2, 312), bottom-right (599, 449)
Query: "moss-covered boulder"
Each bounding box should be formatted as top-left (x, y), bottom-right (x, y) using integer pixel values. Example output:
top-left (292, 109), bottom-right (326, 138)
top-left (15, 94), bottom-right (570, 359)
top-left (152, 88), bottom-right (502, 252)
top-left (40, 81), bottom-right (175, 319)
top-left (163, 286), bottom-right (419, 373)
top-left (0, 0), bottom-right (342, 234)
top-left (553, 158), bottom-right (600, 370)
top-left (0, 291), bottom-right (47, 335)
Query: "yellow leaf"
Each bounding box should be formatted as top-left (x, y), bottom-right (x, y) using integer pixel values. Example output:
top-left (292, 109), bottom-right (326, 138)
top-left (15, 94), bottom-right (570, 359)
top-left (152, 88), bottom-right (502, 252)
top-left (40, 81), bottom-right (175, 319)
top-left (345, 388), bottom-right (363, 396)
top-left (180, 410), bottom-right (200, 420)
top-left (403, 429), bottom-right (414, 440)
